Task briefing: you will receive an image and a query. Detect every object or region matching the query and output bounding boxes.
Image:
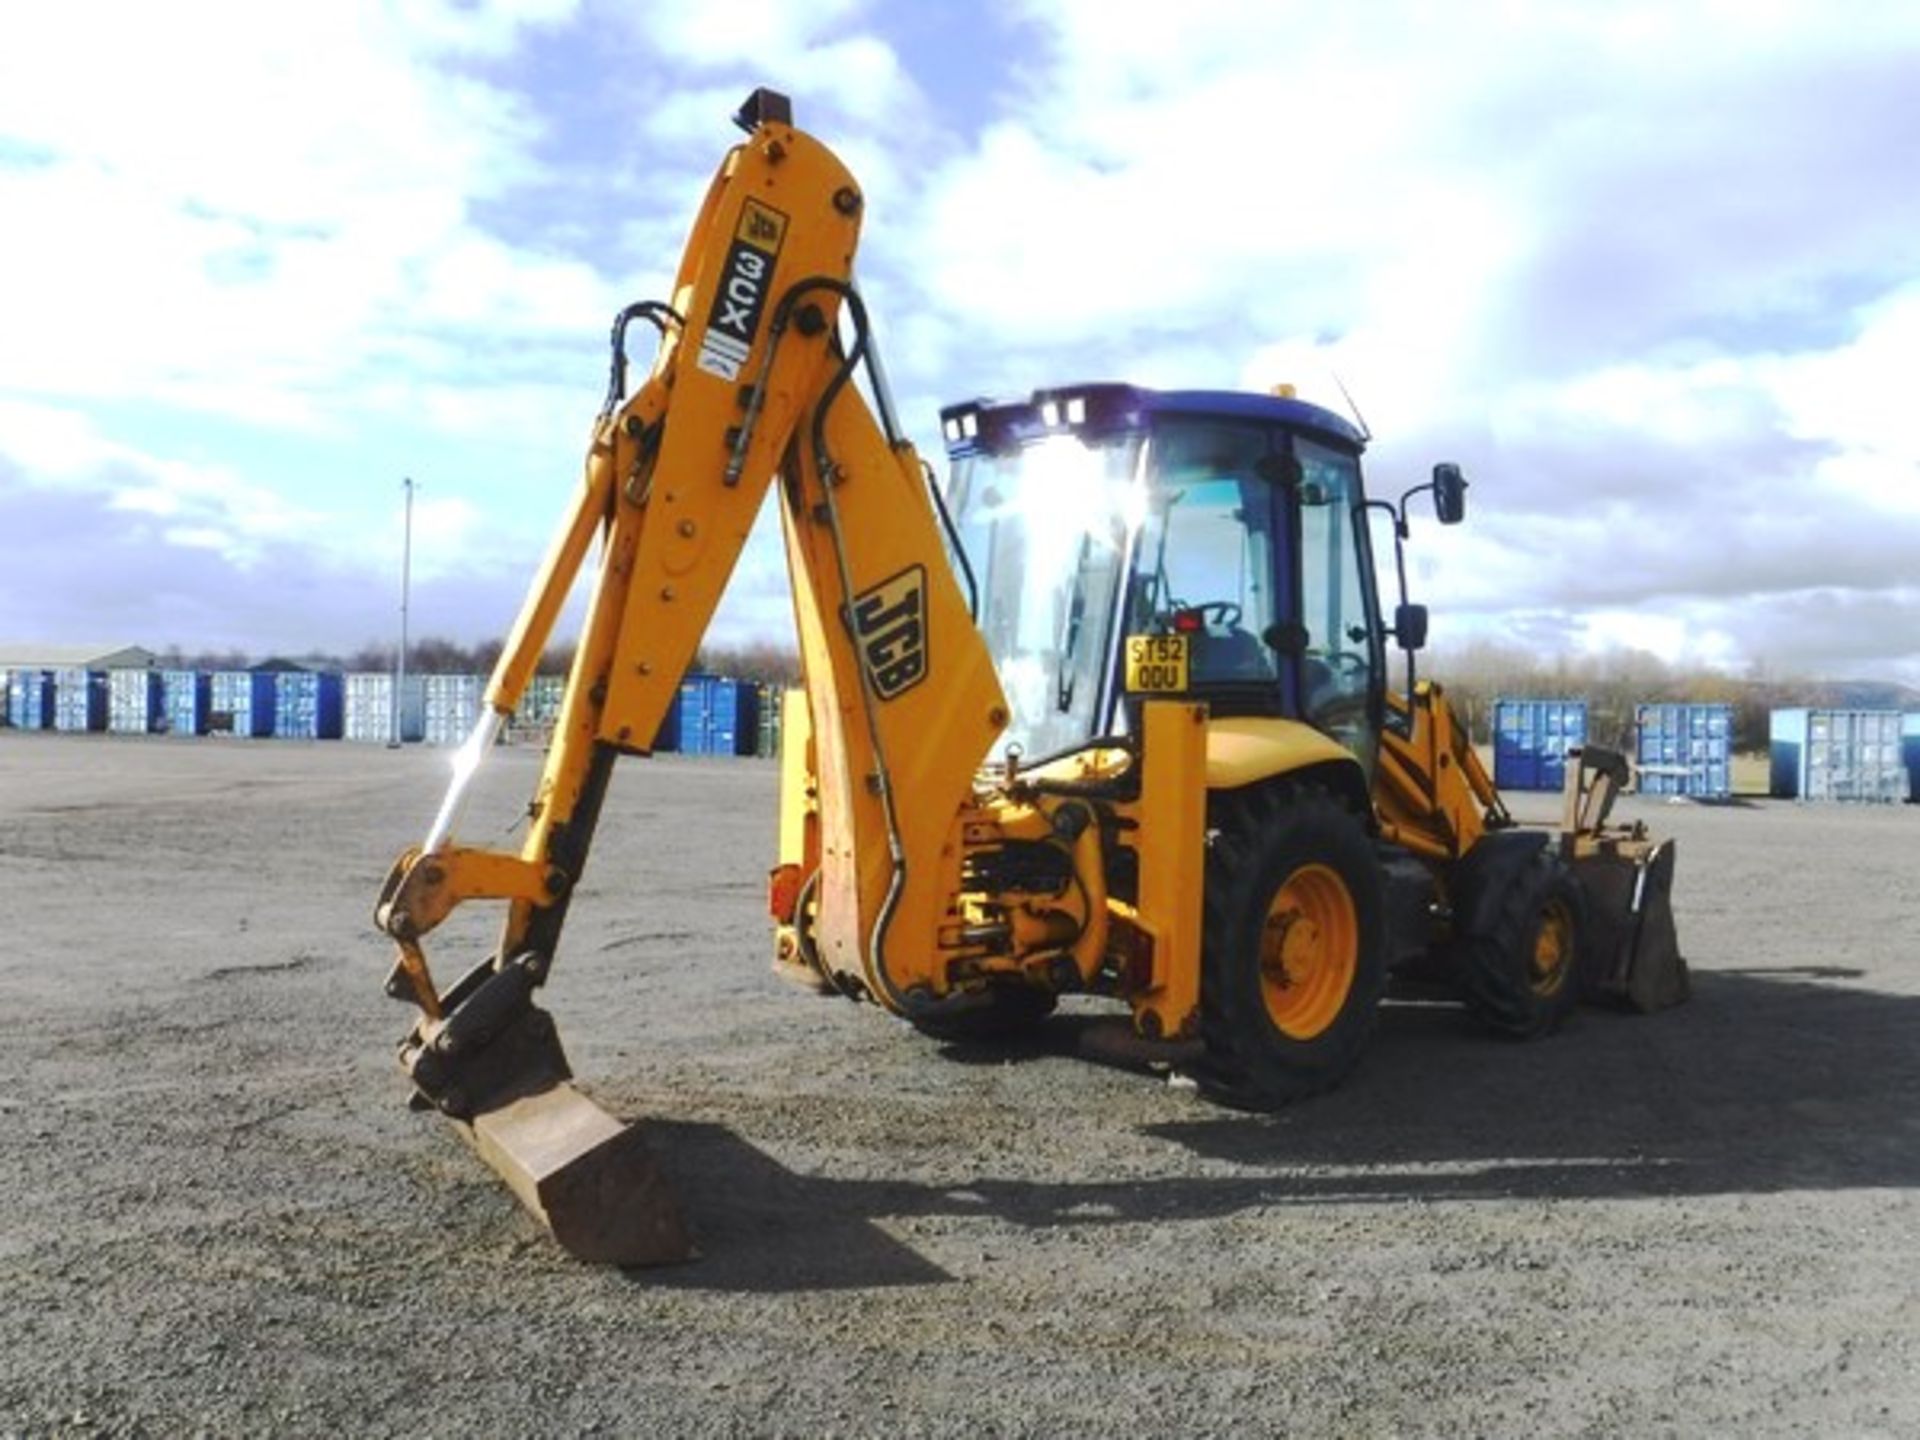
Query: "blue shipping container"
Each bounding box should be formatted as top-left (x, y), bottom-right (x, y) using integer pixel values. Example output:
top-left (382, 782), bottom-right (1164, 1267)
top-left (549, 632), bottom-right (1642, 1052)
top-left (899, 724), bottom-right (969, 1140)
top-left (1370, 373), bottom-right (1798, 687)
top-left (210, 671), bottom-right (277, 737)
top-left (1492, 697), bottom-right (1588, 792)
top-left (1769, 708), bottom-right (1905, 802)
top-left (5, 670), bottom-right (54, 730)
top-left (676, 674), bottom-right (760, 756)
top-left (272, 671), bottom-right (344, 740)
top-left (653, 690), bottom-right (682, 753)
top-left (1634, 702), bottom-right (1733, 799)
top-left (161, 670), bottom-right (212, 735)
top-left (52, 669), bottom-right (107, 733)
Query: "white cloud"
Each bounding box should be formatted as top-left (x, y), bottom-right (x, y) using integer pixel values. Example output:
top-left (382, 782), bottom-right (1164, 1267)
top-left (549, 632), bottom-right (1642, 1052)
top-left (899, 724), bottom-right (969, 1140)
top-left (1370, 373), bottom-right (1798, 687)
top-left (0, 0), bottom-right (597, 436)
top-left (638, 0), bottom-right (868, 65)
top-left (1, 2), bottom-right (1915, 685)
top-left (863, 0), bottom-right (1920, 683)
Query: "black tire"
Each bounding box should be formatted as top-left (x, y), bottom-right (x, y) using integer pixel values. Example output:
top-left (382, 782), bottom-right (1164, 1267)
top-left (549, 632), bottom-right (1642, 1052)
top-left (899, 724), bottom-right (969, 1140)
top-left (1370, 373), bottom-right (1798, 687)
top-left (1197, 783), bottom-right (1388, 1109)
top-left (1453, 842), bottom-right (1586, 1038)
top-left (908, 985), bottom-right (1058, 1043)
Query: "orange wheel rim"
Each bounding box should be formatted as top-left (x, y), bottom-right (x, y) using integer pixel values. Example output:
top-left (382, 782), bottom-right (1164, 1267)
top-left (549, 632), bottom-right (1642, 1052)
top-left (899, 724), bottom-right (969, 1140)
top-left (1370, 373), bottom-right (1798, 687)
top-left (1530, 898), bottom-right (1574, 997)
top-left (1258, 863), bottom-right (1358, 1040)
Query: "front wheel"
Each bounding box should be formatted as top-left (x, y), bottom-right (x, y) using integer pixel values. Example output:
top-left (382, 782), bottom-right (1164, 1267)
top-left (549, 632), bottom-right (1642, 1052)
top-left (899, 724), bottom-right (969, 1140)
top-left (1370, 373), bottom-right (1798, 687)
top-left (1452, 841), bottom-right (1586, 1038)
top-left (1198, 784), bottom-right (1388, 1109)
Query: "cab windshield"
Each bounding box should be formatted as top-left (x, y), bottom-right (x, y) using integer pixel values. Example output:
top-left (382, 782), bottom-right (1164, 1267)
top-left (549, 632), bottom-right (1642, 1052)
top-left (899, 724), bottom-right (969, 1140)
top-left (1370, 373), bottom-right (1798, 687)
top-left (1128, 420), bottom-right (1281, 686)
top-left (945, 431), bottom-right (1145, 759)
top-left (944, 413), bottom-right (1381, 767)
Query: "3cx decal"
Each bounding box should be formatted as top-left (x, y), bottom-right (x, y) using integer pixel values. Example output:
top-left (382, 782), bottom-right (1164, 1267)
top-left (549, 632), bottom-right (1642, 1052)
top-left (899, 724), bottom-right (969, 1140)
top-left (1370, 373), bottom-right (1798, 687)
top-left (849, 566), bottom-right (927, 700)
top-left (695, 198), bottom-right (789, 381)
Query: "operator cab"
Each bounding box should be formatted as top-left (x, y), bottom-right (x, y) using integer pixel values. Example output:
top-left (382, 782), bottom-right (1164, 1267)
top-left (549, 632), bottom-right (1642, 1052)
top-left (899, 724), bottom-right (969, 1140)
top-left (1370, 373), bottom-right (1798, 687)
top-left (941, 384), bottom-right (1386, 767)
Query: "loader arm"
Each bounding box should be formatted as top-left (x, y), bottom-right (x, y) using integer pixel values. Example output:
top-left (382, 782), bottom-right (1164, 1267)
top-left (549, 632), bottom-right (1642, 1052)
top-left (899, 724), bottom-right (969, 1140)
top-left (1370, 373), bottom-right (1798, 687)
top-left (373, 90), bottom-right (1005, 1262)
top-left (1373, 679), bottom-right (1510, 863)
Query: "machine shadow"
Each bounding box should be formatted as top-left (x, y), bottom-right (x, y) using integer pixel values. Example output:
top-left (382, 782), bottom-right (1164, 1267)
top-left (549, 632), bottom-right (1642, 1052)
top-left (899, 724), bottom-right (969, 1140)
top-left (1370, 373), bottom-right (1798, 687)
top-left (636, 1118), bottom-right (954, 1294)
top-left (632, 970), bottom-right (1920, 1293)
top-left (1140, 968), bottom-right (1920, 1202)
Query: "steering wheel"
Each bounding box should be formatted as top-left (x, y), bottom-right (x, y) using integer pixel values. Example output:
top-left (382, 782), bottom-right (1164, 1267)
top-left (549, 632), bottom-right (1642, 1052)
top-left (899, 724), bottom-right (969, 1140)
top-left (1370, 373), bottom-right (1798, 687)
top-left (1308, 649), bottom-right (1368, 677)
top-left (1186, 601), bottom-right (1243, 629)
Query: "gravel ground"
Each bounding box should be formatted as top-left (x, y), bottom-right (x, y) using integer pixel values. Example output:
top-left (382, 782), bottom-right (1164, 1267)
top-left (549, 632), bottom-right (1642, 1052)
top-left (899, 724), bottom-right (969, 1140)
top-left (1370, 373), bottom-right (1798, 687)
top-left (1, 733), bottom-right (1917, 1437)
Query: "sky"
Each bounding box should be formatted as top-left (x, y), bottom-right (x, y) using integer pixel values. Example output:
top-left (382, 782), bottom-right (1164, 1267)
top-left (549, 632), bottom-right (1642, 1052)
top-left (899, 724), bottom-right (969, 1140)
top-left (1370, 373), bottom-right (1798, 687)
top-left (2, 0), bottom-right (1917, 683)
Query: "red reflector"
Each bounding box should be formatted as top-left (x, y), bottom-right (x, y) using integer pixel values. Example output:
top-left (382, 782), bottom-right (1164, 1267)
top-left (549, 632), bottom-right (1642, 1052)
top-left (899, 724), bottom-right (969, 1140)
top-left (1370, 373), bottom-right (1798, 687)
top-left (768, 863), bottom-right (803, 922)
top-left (1172, 609), bottom-right (1203, 633)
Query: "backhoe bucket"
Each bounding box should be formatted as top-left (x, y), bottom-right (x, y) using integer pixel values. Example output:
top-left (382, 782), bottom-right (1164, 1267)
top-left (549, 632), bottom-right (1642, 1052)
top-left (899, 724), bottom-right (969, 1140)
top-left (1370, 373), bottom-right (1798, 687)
top-left (1572, 839), bottom-right (1689, 1012)
top-left (456, 1083), bottom-right (693, 1266)
top-left (396, 964), bottom-right (693, 1266)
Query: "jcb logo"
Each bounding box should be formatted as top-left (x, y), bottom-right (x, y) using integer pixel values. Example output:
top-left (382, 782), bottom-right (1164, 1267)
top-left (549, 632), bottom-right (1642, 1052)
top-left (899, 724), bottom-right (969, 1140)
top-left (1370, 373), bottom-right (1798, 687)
top-left (851, 566), bottom-right (927, 700)
top-left (737, 199), bottom-right (787, 252)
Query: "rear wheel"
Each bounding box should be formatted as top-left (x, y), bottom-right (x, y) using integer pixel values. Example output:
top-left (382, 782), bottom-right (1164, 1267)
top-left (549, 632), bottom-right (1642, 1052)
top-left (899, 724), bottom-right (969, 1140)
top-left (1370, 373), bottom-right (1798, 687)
top-left (1198, 783), bottom-right (1387, 1108)
top-left (1453, 843), bottom-right (1585, 1038)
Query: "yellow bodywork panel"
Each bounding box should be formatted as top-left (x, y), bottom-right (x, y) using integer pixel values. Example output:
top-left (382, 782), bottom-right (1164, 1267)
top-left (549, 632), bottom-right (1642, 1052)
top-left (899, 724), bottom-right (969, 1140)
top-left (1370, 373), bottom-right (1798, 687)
top-left (776, 686), bottom-right (814, 876)
top-left (1129, 701), bottom-right (1210, 1040)
top-left (1205, 715), bottom-right (1363, 791)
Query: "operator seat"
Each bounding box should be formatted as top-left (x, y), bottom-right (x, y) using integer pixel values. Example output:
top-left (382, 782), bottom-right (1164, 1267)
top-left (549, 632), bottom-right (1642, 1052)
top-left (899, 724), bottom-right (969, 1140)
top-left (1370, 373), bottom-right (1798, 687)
top-left (1193, 624), bottom-right (1272, 682)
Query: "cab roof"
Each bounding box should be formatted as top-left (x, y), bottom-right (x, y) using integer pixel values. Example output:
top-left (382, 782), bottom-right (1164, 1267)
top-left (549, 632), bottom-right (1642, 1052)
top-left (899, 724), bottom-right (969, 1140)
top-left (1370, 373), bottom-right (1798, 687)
top-left (939, 383), bottom-right (1366, 459)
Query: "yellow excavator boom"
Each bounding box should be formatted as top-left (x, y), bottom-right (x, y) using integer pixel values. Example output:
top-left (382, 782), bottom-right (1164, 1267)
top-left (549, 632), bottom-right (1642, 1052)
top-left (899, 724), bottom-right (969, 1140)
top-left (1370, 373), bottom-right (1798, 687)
top-left (373, 89), bottom-right (1011, 1262)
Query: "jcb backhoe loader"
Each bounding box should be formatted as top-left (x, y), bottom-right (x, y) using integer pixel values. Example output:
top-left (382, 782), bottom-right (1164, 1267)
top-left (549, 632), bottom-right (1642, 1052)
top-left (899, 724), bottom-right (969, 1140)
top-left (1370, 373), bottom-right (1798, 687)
top-left (374, 90), bottom-right (1686, 1265)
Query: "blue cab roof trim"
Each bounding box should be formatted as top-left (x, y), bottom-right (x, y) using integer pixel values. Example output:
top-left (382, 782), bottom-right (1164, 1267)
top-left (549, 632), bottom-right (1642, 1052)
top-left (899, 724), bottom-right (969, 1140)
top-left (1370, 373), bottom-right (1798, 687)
top-left (940, 383), bottom-right (1366, 459)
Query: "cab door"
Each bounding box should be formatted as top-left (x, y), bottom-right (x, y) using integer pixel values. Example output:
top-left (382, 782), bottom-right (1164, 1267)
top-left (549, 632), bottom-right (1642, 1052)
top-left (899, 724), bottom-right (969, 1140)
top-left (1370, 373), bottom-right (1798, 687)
top-left (1291, 437), bottom-right (1385, 767)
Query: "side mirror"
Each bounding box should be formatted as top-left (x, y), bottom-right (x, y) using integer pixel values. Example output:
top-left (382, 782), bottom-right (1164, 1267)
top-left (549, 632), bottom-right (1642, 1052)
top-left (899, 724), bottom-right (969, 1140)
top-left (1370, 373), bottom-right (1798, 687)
top-left (1393, 602), bottom-right (1429, 651)
top-left (1432, 462), bottom-right (1467, 525)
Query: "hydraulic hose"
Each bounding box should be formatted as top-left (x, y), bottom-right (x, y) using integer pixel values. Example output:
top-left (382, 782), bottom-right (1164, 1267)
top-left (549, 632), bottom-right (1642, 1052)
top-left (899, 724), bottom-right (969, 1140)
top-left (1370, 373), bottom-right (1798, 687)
top-left (768, 276), bottom-right (916, 1012)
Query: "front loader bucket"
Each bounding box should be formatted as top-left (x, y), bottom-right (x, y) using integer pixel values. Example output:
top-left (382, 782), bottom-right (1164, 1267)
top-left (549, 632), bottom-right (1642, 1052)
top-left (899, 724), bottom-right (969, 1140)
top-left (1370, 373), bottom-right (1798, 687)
top-left (456, 1083), bottom-right (693, 1266)
top-left (1573, 839), bottom-right (1689, 1012)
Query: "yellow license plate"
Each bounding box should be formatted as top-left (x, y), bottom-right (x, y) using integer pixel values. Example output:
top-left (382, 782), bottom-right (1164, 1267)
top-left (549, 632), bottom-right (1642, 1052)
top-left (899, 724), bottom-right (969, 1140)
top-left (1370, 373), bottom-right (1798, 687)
top-left (1124, 634), bottom-right (1188, 692)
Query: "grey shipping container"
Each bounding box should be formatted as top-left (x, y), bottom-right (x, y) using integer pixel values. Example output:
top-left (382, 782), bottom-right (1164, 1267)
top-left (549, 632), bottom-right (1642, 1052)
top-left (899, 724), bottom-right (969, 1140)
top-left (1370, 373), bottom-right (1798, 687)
top-left (1634, 702), bottom-right (1733, 799)
top-left (272, 670), bottom-right (344, 740)
top-left (1492, 697), bottom-right (1588, 792)
top-left (210, 671), bottom-right (276, 737)
top-left (107, 668), bottom-right (164, 734)
top-left (5, 670), bottom-right (54, 730)
top-left (161, 670), bottom-right (212, 736)
top-left (1769, 708), bottom-right (1905, 802)
top-left (1902, 712), bottom-right (1920, 804)
top-left (344, 672), bottom-right (425, 743)
top-left (507, 674), bottom-right (566, 744)
top-left (52, 669), bottom-right (107, 733)
top-left (754, 682), bottom-right (783, 759)
top-left (424, 674), bottom-right (486, 746)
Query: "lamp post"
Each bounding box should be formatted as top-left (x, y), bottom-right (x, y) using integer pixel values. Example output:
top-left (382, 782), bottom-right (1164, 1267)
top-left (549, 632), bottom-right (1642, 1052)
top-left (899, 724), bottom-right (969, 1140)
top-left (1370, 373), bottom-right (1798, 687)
top-left (390, 476), bottom-right (415, 748)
